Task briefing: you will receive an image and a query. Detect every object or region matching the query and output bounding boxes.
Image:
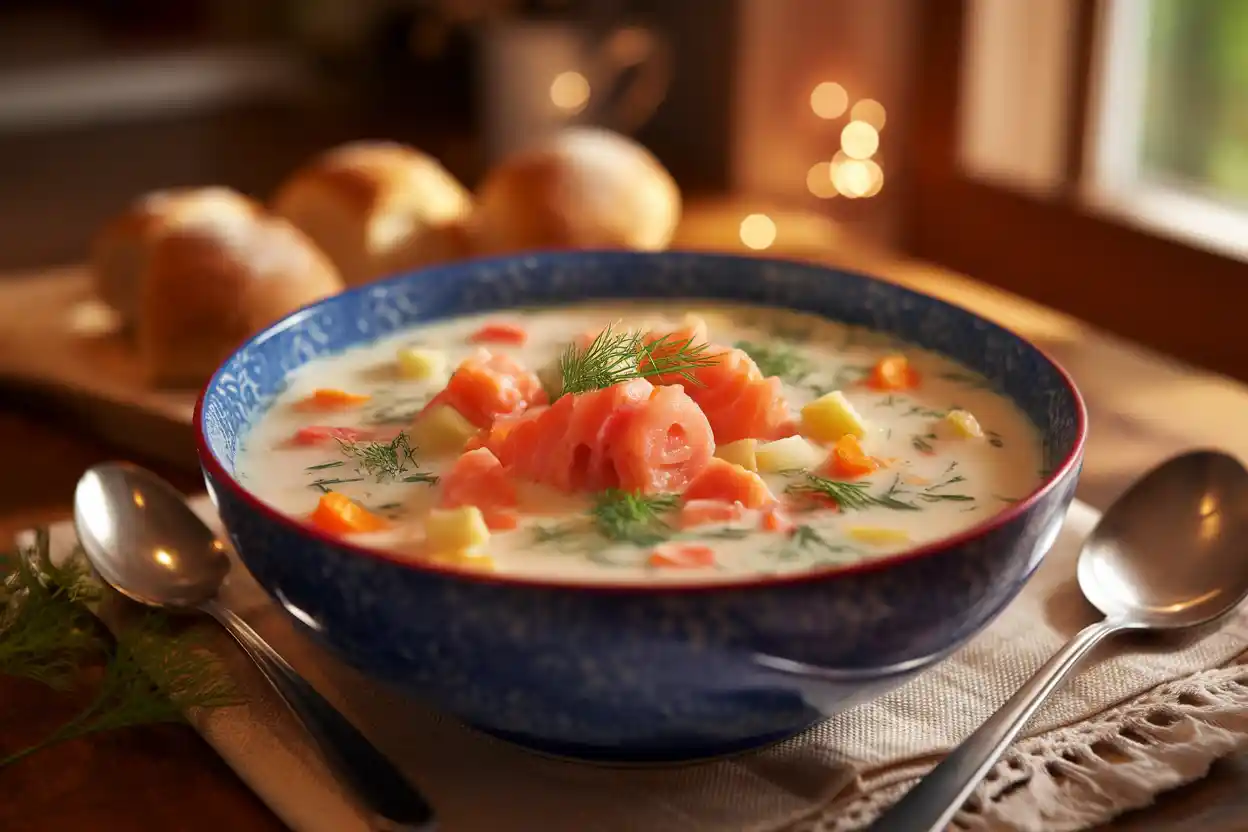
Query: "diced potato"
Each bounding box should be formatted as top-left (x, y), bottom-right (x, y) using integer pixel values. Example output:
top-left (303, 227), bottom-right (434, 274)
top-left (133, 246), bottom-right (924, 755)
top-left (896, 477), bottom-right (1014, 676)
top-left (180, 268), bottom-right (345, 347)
top-left (848, 526), bottom-right (912, 546)
top-left (425, 506), bottom-right (490, 554)
top-left (715, 438), bottom-right (758, 471)
top-left (425, 549), bottom-right (497, 572)
top-left (755, 435), bottom-right (825, 473)
top-left (411, 404), bottom-right (480, 454)
top-left (537, 361), bottom-right (563, 399)
top-left (944, 408), bottom-right (984, 439)
top-left (801, 391), bottom-right (870, 441)
top-left (396, 346), bottom-right (446, 380)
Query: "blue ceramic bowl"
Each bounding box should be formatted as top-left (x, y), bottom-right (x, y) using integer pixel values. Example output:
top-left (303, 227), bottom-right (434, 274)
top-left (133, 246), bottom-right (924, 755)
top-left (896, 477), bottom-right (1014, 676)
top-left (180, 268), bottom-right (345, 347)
top-left (196, 251), bottom-right (1086, 763)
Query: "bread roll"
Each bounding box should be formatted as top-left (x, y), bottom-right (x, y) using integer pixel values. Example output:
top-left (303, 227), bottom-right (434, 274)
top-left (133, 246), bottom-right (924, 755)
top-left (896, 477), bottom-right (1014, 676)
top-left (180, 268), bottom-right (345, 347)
top-left (134, 202), bottom-right (344, 386)
top-left (471, 128), bottom-right (681, 255)
top-left (271, 141), bottom-right (474, 285)
top-left (91, 187), bottom-right (262, 325)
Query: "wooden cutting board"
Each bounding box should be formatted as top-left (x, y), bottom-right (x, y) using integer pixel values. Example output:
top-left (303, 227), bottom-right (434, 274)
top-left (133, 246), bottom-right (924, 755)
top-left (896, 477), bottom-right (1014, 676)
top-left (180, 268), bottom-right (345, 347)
top-left (0, 266), bottom-right (200, 469)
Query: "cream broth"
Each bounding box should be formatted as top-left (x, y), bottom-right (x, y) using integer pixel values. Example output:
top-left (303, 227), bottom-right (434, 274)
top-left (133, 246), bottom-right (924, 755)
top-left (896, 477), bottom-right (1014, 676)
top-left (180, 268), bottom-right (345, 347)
top-left (235, 304), bottom-right (1044, 583)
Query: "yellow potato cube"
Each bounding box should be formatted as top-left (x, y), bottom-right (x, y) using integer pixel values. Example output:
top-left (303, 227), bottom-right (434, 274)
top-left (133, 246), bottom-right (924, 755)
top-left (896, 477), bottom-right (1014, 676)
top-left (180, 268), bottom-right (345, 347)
top-left (425, 506), bottom-right (490, 555)
top-left (944, 409), bottom-right (985, 439)
top-left (396, 346), bottom-right (446, 380)
top-left (425, 549), bottom-right (496, 572)
top-left (714, 438), bottom-right (758, 471)
top-left (755, 435), bottom-right (825, 473)
top-left (847, 526), bottom-right (912, 546)
top-left (410, 404), bottom-right (480, 454)
top-left (801, 391), bottom-right (869, 441)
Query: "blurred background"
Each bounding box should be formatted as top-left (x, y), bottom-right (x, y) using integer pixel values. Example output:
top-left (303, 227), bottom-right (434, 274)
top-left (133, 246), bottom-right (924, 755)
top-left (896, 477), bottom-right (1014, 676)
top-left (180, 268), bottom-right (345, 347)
top-left (0, 0), bottom-right (1245, 379)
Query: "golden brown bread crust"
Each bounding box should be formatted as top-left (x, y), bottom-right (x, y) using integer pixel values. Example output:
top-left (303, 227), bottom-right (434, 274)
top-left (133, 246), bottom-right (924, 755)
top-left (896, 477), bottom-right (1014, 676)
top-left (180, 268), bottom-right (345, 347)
top-left (136, 210), bottom-right (343, 388)
top-left (90, 187), bottom-right (265, 326)
top-left (271, 140), bottom-right (474, 285)
top-left (471, 128), bottom-right (681, 256)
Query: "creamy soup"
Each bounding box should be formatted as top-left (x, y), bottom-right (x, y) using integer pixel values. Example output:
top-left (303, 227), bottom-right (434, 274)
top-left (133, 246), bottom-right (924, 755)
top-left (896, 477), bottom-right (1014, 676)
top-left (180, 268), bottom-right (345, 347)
top-left (235, 304), bottom-right (1044, 583)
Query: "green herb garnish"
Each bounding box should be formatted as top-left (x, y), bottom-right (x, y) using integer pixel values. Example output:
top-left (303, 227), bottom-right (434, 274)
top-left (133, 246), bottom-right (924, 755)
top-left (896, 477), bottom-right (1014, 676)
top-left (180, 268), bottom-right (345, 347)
top-left (986, 430), bottom-right (1004, 448)
top-left (911, 434), bottom-right (935, 453)
top-left (556, 324), bottom-right (719, 397)
top-left (0, 531), bottom-right (240, 769)
top-left (787, 475), bottom-right (920, 511)
top-left (589, 489), bottom-right (679, 545)
top-left (734, 340), bottom-right (810, 383)
top-left (308, 477), bottom-right (366, 493)
top-left (774, 524), bottom-right (862, 562)
top-left (402, 473), bottom-right (439, 485)
top-left (305, 460), bottom-right (345, 471)
top-left (337, 431), bottom-right (421, 481)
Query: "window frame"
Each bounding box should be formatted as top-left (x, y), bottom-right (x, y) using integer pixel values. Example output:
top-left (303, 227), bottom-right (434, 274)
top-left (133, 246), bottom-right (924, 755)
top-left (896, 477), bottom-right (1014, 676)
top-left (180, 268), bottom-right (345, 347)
top-left (899, 0), bottom-right (1248, 382)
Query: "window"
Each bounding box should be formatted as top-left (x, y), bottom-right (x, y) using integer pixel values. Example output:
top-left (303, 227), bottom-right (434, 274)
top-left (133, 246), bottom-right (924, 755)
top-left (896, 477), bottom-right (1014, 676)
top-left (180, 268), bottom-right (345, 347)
top-left (902, 0), bottom-right (1248, 381)
top-left (1087, 0), bottom-right (1248, 260)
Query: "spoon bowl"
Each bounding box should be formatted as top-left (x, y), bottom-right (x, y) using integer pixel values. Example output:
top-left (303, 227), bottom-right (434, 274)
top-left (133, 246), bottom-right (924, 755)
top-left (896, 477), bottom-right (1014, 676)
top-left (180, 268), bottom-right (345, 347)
top-left (73, 462), bottom-right (436, 830)
top-left (74, 462), bottom-right (229, 608)
top-left (1077, 450), bottom-right (1248, 630)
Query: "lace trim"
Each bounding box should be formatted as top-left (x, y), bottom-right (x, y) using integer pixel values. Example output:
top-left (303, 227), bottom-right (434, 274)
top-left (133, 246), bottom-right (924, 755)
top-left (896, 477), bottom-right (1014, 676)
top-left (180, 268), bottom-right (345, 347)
top-left (792, 658), bottom-right (1248, 832)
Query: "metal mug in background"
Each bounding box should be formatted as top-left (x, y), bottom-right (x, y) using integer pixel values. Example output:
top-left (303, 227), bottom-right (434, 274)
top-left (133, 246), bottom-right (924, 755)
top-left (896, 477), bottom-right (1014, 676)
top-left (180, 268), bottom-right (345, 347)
top-left (475, 20), bottom-right (670, 162)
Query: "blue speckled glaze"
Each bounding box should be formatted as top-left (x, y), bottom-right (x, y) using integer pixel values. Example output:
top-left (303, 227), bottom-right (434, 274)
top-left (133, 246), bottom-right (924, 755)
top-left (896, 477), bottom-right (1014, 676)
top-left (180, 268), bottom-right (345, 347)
top-left (197, 251), bottom-right (1085, 763)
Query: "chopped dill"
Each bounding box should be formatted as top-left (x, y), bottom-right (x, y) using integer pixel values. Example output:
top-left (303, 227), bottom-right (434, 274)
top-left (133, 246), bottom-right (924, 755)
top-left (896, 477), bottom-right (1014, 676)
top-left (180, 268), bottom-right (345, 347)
top-left (773, 525), bottom-right (861, 562)
top-left (337, 431), bottom-right (421, 481)
top-left (787, 475), bottom-right (920, 511)
top-left (401, 473), bottom-right (439, 485)
top-left (903, 405), bottom-right (948, 419)
top-left (911, 434), bottom-right (935, 453)
top-left (995, 494), bottom-right (1021, 504)
top-left (556, 324), bottom-right (720, 397)
top-left (366, 395), bottom-right (434, 425)
top-left (590, 489), bottom-right (679, 546)
top-left (986, 430), bottom-right (1005, 448)
top-left (917, 492), bottom-right (975, 503)
top-left (734, 340), bottom-right (810, 383)
top-left (305, 460), bottom-right (344, 471)
top-left (308, 477), bottom-right (365, 492)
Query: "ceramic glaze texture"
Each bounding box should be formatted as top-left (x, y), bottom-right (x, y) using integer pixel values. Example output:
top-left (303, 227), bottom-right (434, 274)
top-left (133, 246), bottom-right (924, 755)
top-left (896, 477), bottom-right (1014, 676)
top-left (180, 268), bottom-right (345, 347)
top-left (198, 251), bottom-right (1085, 762)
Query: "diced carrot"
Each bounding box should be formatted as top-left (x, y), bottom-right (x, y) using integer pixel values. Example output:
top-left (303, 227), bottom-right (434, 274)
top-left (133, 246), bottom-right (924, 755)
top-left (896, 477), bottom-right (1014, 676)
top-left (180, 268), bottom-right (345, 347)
top-left (682, 457), bottom-right (775, 509)
top-left (469, 322), bottom-right (528, 345)
top-left (297, 388), bottom-right (372, 410)
top-left (760, 505), bottom-right (795, 533)
top-left (648, 543), bottom-right (716, 568)
top-left (423, 349), bottom-right (547, 429)
top-left (827, 434), bottom-right (880, 479)
top-left (309, 492), bottom-right (389, 535)
top-left (866, 354), bottom-right (920, 391)
top-left (289, 425), bottom-right (369, 446)
top-left (678, 499), bottom-right (744, 528)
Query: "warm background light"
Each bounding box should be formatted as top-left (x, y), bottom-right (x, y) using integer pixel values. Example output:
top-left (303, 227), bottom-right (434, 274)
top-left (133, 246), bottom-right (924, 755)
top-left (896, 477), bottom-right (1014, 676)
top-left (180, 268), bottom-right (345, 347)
top-left (550, 71), bottom-right (590, 114)
top-left (850, 98), bottom-right (888, 130)
top-left (833, 159), bottom-right (873, 198)
top-left (840, 120), bottom-right (880, 160)
top-left (810, 82), bottom-right (849, 120)
top-left (739, 213), bottom-right (777, 249)
top-left (805, 162), bottom-right (838, 199)
top-left (861, 159), bottom-right (885, 197)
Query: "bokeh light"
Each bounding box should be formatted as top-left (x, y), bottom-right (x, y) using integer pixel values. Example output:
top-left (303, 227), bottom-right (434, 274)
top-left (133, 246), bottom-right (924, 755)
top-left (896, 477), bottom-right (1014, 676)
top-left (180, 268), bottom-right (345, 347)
top-left (833, 160), bottom-right (873, 198)
top-left (810, 82), bottom-right (849, 120)
top-left (550, 71), bottom-right (590, 113)
top-left (739, 214), bottom-right (777, 249)
top-left (850, 98), bottom-right (887, 130)
top-left (861, 159), bottom-right (885, 197)
top-left (840, 120), bottom-right (880, 160)
top-left (806, 162), bottom-right (838, 199)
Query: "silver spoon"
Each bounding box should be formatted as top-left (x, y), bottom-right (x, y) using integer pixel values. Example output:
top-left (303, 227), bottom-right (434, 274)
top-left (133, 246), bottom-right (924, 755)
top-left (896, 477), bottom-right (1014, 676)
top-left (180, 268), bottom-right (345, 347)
top-left (872, 449), bottom-right (1248, 831)
top-left (73, 462), bottom-right (436, 832)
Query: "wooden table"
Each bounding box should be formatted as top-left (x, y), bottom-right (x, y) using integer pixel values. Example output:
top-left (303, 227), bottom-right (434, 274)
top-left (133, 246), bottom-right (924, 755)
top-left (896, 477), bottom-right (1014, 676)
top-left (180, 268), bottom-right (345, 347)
top-left (2, 209), bottom-right (1247, 830)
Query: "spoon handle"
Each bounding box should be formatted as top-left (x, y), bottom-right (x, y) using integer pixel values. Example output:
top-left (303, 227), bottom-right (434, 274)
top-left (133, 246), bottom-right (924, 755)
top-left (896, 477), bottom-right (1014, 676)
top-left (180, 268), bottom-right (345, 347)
top-left (869, 618), bottom-right (1122, 832)
top-left (201, 599), bottom-right (437, 831)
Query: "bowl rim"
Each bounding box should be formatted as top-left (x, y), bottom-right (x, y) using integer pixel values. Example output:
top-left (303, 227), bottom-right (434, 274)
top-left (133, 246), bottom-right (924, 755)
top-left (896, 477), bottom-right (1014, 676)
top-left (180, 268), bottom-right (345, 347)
top-left (195, 250), bottom-right (1088, 594)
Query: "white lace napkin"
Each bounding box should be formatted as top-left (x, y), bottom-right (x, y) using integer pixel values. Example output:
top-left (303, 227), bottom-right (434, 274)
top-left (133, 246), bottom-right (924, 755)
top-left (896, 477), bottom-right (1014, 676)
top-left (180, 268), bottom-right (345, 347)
top-left (36, 498), bottom-right (1248, 832)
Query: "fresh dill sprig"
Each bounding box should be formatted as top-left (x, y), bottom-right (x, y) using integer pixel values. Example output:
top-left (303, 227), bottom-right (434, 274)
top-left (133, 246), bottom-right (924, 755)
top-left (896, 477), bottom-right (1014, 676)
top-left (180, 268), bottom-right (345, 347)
top-left (305, 460), bottom-right (344, 471)
top-left (773, 524), bottom-right (862, 562)
top-left (337, 431), bottom-right (421, 481)
top-left (734, 339), bottom-right (810, 383)
top-left (590, 489), bottom-right (679, 545)
top-left (402, 473), bottom-right (439, 485)
top-left (787, 475), bottom-right (920, 511)
top-left (308, 476), bottom-right (366, 492)
top-left (0, 532), bottom-right (241, 769)
top-left (556, 324), bottom-right (719, 397)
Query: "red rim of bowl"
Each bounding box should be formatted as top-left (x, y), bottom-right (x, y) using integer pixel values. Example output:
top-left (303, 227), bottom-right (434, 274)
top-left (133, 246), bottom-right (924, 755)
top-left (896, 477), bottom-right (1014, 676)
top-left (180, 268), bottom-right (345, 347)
top-left (193, 284), bottom-right (1088, 595)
